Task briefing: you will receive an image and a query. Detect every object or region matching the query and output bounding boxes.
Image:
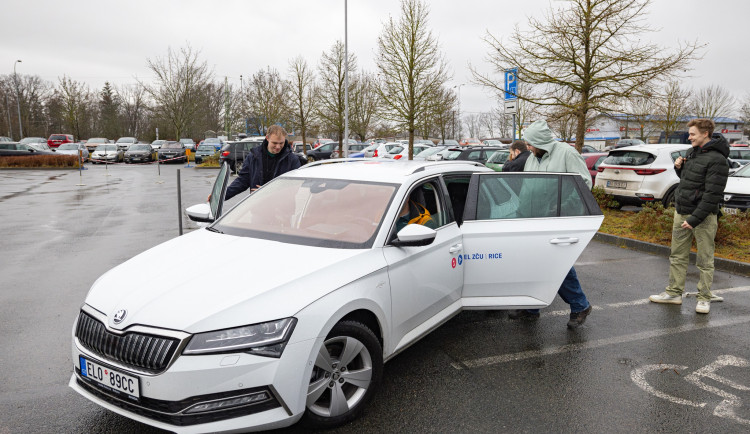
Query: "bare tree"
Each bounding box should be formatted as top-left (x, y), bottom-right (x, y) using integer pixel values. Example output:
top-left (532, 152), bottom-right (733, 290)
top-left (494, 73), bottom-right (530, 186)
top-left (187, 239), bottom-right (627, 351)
top-left (350, 72), bottom-right (380, 142)
top-left (492, 106), bottom-right (512, 138)
top-left (740, 94), bottom-right (750, 137)
top-left (375, 0), bottom-right (449, 159)
top-left (479, 112), bottom-right (495, 138)
top-left (0, 74), bottom-right (52, 138)
top-left (690, 84), bottom-right (735, 120)
top-left (56, 76), bottom-right (94, 140)
top-left (245, 67), bottom-right (290, 136)
top-left (288, 56), bottom-right (317, 155)
top-left (464, 113), bottom-right (481, 138)
top-left (117, 83), bottom-right (148, 137)
top-left (318, 41), bottom-right (357, 151)
top-left (545, 107), bottom-right (578, 142)
top-left (472, 0), bottom-right (700, 152)
top-left (431, 87), bottom-right (457, 143)
top-left (655, 80), bottom-right (691, 143)
top-left (142, 45), bottom-right (213, 141)
top-left (621, 93), bottom-right (659, 141)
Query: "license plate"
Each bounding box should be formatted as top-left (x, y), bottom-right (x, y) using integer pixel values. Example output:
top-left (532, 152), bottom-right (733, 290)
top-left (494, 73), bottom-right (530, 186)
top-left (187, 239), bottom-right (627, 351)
top-left (80, 356), bottom-right (140, 400)
top-left (607, 180), bottom-right (627, 189)
top-left (722, 207), bottom-right (739, 215)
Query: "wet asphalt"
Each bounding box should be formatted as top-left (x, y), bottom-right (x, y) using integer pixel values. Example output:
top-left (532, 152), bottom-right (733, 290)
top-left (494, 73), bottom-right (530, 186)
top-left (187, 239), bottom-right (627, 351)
top-left (1, 163), bottom-right (750, 434)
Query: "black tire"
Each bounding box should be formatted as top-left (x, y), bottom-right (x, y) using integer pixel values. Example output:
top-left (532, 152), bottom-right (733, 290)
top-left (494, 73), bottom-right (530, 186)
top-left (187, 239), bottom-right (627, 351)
top-left (302, 320), bottom-right (383, 429)
top-left (662, 187), bottom-right (676, 207)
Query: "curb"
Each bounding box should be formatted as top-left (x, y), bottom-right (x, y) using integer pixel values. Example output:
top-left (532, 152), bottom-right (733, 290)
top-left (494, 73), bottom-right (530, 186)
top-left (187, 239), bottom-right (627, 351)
top-left (193, 166), bottom-right (220, 170)
top-left (0, 167), bottom-right (80, 170)
top-left (593, 232), bottom-right (750, 277)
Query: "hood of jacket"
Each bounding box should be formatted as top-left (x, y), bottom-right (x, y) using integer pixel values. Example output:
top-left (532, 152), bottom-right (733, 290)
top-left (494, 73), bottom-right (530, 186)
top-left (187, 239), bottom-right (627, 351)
top-left (251, 138), bottom-right (293, 159)
top-left (523, 120), bottom-right (558, 153)
top-left (695, 135), bottom-right (730, 158)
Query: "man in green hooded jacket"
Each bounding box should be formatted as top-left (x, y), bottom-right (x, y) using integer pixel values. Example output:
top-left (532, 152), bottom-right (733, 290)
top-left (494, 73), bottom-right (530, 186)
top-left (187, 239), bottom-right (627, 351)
top-left (508, 120), bottom-right (594, 329)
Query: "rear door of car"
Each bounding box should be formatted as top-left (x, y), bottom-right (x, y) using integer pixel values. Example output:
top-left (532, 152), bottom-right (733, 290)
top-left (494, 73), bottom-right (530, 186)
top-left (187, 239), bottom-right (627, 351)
top-left (459, 172), bottom-right (603, 309)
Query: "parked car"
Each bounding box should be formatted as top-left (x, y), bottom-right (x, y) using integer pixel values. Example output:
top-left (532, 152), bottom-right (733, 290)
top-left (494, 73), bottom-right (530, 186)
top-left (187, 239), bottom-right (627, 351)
top-left (0, 136), bottom-right (11, 142)
top-left (70, 160), bottom-right (602, 433)
top-left (584, 152), bottom-right (608, 184)
top-left (180, 138), bottom-right (196, 151)
top-left (412, 145), bottom-right (448, 161)
top-left (194, 144), bottom-right (219, 164)
top-left (438, 146), bottom-right (506, 165)
top-left (0, 142), bottom-right (57, 157)
top-left (485, 150), bottom-right (511, 171)
top-left (721, 163), bottom-right (750, 213)
top-left (605, 138), bottom-right (645, 151)
top-left (331, 143), bottom-right (369, 158)
top-left (85, 138), bottom-right (110, 152)
top-left (115, 137), bottom-right (138, 151)
top-left (727, 147), bottom-right (750, 166)
top-left (91, 144), bottom-right (124, 164)
top-left (203, 138), bottom-right (223, 151)
top-left (292, 143), bottom-right (313, 155)
top-left (383, 144), bottom-right (431, 160)
top-left (459, 138), bottom-right (482, 146)
top-left (482, 139), bottom-right (503, 146)
top-left (125, 144), bottom-right (156, 163)
top-left (306, 141), bottom-right (339, 162)
top-left (219, 138), bottom-right (265, 172)
top-left (570, 143), bottom-right (600, 153)
top-left (47, 134), bottom-right (75, 148)
top-left (150, 140), bottom-right (167, 150)
top-left (364, 142), bottom-right (400, 158)
top-left (312, 138), bottom-right (333, 149)
top-left (19, 137), bottom-right (48, 148)
top-left (595, 144), bottom-right (690, 206)
top-left (56, 142), bottom-right (90, 162)
top-left (436, 139), bottom-right (460, 146)
top-left (158, 142), bottom-right (187, 163)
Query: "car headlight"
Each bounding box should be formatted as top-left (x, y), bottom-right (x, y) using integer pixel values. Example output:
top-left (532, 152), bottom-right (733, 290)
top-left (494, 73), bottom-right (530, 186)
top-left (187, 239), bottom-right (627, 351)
top-left (183, 318), bottom-right (296, 358)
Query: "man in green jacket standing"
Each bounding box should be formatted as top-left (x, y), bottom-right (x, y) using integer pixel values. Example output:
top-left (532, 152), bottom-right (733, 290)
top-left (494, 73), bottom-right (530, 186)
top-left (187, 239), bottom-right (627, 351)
top-left (508, 120), bottom-right (594, 329)
top-left (649, 118), bottom-right (729, 314)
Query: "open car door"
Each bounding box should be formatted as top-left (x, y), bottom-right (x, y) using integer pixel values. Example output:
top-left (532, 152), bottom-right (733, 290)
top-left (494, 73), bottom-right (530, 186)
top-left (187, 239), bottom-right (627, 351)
top-left (186, 162), bottom-right (231, 223)
top-left (459, 172), bottom-right (603, 309)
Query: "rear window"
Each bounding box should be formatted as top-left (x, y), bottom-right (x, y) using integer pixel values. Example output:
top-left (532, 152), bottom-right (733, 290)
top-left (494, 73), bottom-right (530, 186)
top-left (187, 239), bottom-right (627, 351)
top-left (50, 135), bottom-right (68, 140)
top-left (603, 151), bottom-right (655, 166)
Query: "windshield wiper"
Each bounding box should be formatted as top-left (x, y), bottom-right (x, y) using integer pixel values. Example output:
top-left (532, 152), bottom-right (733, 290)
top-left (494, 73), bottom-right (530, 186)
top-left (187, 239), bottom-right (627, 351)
top-left (206, 226), bottom-right (224, 234)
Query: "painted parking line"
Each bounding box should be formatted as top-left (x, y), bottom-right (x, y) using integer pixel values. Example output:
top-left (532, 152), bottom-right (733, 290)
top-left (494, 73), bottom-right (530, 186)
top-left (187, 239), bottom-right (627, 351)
top-left (452, 285), bottom-right (750, 370)
top-left (541, 286), bottom-right (750, 317)
top-left (452, 314), bottom-right (750, 370)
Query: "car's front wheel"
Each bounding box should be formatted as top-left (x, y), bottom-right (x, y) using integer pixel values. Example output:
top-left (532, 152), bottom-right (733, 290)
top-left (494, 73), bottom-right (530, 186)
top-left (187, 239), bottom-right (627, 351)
top-left (303, 321), bottom-right (382, 429)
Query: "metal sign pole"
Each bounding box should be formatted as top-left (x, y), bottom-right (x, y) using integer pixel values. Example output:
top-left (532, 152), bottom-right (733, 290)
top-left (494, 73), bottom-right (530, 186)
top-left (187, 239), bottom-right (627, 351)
top-left (177, 169), bottom-right (183, 236)
top-left (76, 149), bottom-right (86, 186)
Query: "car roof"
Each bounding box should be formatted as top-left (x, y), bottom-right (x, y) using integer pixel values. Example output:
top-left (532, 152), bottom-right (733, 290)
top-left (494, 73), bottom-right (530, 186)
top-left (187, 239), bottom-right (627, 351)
top-left (286, 159), bottom-right (489, 183)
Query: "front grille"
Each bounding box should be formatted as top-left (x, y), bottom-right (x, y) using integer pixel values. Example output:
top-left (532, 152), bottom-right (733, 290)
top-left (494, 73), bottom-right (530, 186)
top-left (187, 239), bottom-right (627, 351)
top-left (724, 194), bottom-right (750, 210)
top-left (75, 312), bottom-right (179, 374)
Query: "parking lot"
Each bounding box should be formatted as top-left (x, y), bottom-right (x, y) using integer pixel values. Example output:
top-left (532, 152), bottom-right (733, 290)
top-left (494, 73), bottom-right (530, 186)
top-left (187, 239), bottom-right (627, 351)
top-left (2, 163), bottom-right (750, 433)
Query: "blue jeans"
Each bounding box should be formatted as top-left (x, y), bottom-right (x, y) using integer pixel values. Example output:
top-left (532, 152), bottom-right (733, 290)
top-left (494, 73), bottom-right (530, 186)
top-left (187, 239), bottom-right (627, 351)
top-left (527, 267), bottom-right (590, 314)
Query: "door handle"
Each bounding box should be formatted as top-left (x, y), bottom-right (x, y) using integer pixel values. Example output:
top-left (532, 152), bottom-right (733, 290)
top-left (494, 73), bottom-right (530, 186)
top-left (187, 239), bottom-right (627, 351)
top-left (449, 243), bottom-right (463, 254)
top-left (550, 237), bottom-right (579, 245)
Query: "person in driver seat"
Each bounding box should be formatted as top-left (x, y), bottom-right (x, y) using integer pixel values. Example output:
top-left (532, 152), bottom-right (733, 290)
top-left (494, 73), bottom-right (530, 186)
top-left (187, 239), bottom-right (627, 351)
top-left (395, 188), bottom-right (437, 232)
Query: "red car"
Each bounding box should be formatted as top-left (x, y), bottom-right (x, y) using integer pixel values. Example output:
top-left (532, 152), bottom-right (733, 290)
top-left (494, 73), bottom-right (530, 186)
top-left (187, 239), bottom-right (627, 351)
top-left (460, 138), bottom-right (482, 146)
top-left (584, 152), bottom-right (608, 184)
top-left (47, 134), bottom-right (74, 148)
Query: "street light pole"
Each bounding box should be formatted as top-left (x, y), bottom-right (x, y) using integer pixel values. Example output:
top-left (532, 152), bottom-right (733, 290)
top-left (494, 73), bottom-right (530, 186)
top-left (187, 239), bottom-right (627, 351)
top-left (453, 83), bottom-right (465, 140)
top-left (14, 60), bottom-right (22, 140)
top-left (343, 0), bottom-right (349, 157)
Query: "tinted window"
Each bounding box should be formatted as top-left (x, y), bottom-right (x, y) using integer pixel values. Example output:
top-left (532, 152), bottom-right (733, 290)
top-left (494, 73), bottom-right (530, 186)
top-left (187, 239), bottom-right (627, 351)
top-left (467, 151), bottom-right (482, 161)
top-left (604, 151), bottom-right (655, 166)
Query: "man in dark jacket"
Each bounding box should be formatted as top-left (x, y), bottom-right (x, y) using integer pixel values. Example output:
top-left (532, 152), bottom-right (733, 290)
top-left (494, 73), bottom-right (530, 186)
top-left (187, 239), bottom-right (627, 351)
top-left (502, 140), bottom-right (531, 172)
top-left (649, 119), bottom-right (729, 314)
top-left (224, 125), bottom-right (301, 200)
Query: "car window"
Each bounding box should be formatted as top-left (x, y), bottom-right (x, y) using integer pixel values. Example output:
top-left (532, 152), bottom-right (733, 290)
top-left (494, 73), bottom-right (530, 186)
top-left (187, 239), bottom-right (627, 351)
top-left (442, 150), bottom-right (462, 160)
top-left (443, 175), bottom-right (472, 224)
top-left (245, 142), bottom-right (261, 151)
top-left (593, 155), bottom-right (607, 170)
top-left (670, 150), bottom-right (688, 161)
top-left (604, 151), bottom-right (656, 166)
top-left (216, 178), bottom-right (398, 248)
top-left (467, 151), bottom-right (482, 161)
top-left (393, 179), bottom-right (447, 235)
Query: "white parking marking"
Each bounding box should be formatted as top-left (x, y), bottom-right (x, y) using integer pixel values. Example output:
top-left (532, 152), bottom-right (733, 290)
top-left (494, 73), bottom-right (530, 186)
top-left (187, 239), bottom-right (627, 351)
top-left (452, 314), bottom-right (750, 370)
top-left (631, 364), bottom-right (706, 408)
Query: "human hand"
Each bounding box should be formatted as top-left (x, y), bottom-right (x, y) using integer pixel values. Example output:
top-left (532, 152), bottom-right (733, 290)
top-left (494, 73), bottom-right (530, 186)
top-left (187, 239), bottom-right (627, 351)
top-left (681, 220), bottom-right (693, 230)
top-left (250, 184), bottom-right (261, 192)
top-left (675, 157), bottom-right (684, 169)
top-left (207, 193), bottom-right (212, 202)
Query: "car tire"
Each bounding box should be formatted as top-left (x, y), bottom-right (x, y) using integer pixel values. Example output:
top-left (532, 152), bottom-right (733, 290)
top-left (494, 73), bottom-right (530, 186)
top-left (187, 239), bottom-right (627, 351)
top-left (662, 187), bottom-right (676, 207)
top-left (302, 320), bottom-right (383, 429)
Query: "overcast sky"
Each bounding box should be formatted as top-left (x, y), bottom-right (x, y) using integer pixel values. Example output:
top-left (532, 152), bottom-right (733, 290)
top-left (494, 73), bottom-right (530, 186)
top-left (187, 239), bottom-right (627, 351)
top-left (3, 0), bottom-right (748, 117)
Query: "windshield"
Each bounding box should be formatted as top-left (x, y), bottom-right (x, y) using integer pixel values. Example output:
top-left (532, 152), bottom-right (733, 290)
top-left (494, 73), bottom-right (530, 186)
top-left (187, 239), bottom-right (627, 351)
top-left (487, 151), bottom-right (510, 164)
top-left (215, 178), bottom-right (397, 248)
top-left (152, 140), bottom-right (165, 145)
top-left (88, 138), bottom-right (108, 144)
top-left (197, 145), bottom-right (215, 151)
top-left (58, 143), bottom-right (79, 150)
top-left (204, 138), bottom-right (221, 143)
top-left (116, 137), bottom-right (136, 143)
top-left (442, 150), bottom-right (463, 160)
top-left (417, 146), bottom-right (446, 158)
top-left (95, 145), bottom-right (117, 151)
top-left (20, 138), bottom-right (44, 144)
top-left (162, 143), bottom-right (182, 149)
top-left (129, 145), bottom-right (152, 151)
top-left (388, 146), bottom-right (404, 154)
top-left (603, 151), bottom-right (655, 166)
top-left (180, 139), bottom-right (194, 144)
top-left (733, 164), bottom-right (750, 178)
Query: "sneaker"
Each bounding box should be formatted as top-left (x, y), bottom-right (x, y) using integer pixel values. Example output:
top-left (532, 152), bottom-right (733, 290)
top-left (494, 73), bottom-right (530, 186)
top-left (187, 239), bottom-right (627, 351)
top-left (649, 292), bottom-right (682, 305)
top-left (710, 294), bottom-right (724, 302)
top-left (508, 309), bottom-right (540, 320)
top-left (567, 306), bottom-right (592, 329)
top-left (696, 300), bottom-right (710, 314)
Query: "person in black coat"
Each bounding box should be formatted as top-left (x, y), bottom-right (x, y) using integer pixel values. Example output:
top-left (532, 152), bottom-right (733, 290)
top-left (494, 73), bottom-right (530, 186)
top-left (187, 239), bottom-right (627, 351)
top-left (221, 125), bottom-right (301, 201)
top-left (502, 140), bottom-right (531, 172)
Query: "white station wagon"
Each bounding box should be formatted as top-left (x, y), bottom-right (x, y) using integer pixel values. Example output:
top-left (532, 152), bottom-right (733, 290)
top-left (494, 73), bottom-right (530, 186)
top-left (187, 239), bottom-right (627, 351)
top-left (69, 160), bottom-right (603, 433)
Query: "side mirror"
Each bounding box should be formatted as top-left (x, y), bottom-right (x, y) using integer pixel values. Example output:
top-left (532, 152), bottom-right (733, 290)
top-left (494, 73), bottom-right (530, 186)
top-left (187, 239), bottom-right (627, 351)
top-left (186, 203), bottom-right (214, 223)
top-left (391, 224), bottom-right (437, 247)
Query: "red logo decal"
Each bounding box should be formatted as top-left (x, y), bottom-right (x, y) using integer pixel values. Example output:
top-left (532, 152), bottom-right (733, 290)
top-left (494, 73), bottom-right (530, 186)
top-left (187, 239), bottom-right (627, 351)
top-left (104, 370), bottom-right (108, 375)
top-left (451, 258), bottom-right (457, 268)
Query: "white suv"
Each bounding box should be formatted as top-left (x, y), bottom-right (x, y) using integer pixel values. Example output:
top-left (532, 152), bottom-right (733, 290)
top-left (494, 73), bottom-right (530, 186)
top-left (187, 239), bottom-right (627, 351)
top-left (595, 144), bottom-right (690, 206)
top-left (70, 160), bottom-right (602, 433)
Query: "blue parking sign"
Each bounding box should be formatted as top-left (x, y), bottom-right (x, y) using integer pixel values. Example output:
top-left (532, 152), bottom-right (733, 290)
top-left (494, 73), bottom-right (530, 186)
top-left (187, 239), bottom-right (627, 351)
top-left (505, 68), bottom-right (518, 101)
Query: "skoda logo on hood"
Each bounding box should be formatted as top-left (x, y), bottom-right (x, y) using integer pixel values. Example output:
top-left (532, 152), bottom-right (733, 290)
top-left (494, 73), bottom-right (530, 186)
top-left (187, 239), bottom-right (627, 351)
top-left (113, 309), bottom-right (128, 324)
top-left (724, 194), bottom-right (732, 202)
